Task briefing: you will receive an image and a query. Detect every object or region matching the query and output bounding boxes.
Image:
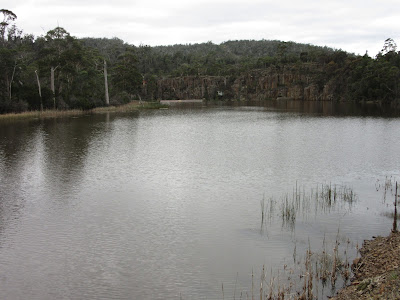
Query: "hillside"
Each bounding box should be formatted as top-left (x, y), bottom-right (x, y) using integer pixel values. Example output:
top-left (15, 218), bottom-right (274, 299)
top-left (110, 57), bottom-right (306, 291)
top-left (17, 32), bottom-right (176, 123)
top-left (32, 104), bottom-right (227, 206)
top-left (1, 9), bottom-right (399, 113)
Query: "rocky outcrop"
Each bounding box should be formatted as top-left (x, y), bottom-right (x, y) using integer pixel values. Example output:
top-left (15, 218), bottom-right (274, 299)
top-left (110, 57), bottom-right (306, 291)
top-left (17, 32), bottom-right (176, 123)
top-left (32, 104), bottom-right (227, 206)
top-left (156, 63), bottom-right (337, 101)
top-left (156, 76), bottom-right (228, 100)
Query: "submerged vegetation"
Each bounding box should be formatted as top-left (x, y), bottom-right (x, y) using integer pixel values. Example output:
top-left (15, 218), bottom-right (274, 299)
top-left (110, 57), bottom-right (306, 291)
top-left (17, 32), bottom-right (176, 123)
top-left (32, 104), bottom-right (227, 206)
top-left (252, 179), bottom-right (399, 299)
top-left (261, 183), bottom-right (357, 230)
top-left (375, 176), bottom-right (399, 232)
top-left (240, 228), bottom-right (355, 299)
top-left (255, 182), bottom-right (358, 298)
top-left (1, 9), bottom-right (400, 114)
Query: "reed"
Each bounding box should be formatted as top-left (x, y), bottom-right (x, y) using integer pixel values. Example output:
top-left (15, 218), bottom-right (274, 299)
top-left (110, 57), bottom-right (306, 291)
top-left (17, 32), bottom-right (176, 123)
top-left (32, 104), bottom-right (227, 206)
top-left (376, 175), bottom-right (396, 202)
top-left (317, 235), bottom-right (330, 284)
top-left (280, 195), bottom-right (296, 229)
top-left (252, 269), bottom-right (254, 300)
top-left (0, 101), bottom-right (168, 122)
top-left (261, 182), bottom-right (357, 231)
top-left (331, 238), bottom-right (338, 285)
top-left (140, 102), bottom-right (169, 109)
top-left (393, 182), bottom-right (398, 232)
top-left (376, 176), bottom-right (399, 231)
top-left (260, 265), bottom-right (265, 300)
top-left (261, 196), bottom-right (265, 227)
top-left (252, 229), bottom-right (353, 299)
top-left (341, 239), bottom-right (351, 281)
top-left (260, 195), bottom-right (275, 232)
top-left (91, 101), bottom-right (166, 112)
top-left (0, 109), bottom-right (86, 121)
top-left (234, 272), bottom-right (239, 300)
top-left (252, 182), bottom-right (363, 298)
top-left (242, 237), bottom-right (353, 299)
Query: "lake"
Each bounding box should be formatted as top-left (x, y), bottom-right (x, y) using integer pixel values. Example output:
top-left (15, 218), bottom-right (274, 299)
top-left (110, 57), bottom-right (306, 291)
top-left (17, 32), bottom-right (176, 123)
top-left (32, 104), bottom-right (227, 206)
top-left (0, 101), bottom-right (399, 299)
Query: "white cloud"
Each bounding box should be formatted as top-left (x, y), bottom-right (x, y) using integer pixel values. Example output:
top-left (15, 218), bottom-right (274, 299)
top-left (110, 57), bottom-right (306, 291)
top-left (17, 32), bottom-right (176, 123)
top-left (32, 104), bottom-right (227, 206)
top-left (6, 0), bottom-right (400, 56)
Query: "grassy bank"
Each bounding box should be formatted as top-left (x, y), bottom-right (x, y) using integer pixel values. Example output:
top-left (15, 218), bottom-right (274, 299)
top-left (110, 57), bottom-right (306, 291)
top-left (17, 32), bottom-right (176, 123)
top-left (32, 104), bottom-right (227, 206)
top-left (0, 109), bottom-right (86, 121)
top-left (0, 101), bottom-right (167, 122)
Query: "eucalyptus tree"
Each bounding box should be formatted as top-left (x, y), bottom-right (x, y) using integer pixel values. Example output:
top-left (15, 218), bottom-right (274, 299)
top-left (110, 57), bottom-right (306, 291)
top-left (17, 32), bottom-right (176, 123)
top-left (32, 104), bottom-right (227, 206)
top-left (77, 46), bottom-right (107, 107)
top-left (42, 27), bottom-right (69, 107)
top-left (0, 9), bottom-right (17, 45)
top-left (0, 10), bottom-right (33, 112)
top-left (112, 47), bottom-right (142, 101)
top-left (4, 27), bottom-right (36, 106)
top-left (80, 37), bottom-right (132, 105)
top-left (382, 38), bottom-right (397, 54)
top-left (39, 27), bottom-right (85, 108)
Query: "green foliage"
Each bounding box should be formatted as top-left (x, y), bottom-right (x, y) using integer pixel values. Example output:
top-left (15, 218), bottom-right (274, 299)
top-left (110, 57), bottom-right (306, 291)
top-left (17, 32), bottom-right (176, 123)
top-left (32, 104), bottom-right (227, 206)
top-left (112, 47), bottom-right (142, 97)
top-left (343, 49), bottom-right (400, 102)
top-left (0, 11), bottom-right (399, 113)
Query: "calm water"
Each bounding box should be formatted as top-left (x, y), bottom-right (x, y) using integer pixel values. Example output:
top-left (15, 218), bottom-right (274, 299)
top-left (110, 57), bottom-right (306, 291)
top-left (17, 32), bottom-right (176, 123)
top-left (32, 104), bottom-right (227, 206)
top-left (0, 102), bottom-right (399, 299)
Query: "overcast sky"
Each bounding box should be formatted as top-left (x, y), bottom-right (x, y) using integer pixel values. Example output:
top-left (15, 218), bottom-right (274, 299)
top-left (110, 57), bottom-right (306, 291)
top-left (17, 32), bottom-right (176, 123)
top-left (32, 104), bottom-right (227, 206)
top-left (7, 0), bottom-right (400, 56)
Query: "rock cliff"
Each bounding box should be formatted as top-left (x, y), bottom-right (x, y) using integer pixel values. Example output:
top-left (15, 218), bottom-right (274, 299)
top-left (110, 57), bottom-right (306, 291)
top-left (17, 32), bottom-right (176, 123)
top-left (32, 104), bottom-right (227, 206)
top-left (156, 63), bottom-right (337, 101)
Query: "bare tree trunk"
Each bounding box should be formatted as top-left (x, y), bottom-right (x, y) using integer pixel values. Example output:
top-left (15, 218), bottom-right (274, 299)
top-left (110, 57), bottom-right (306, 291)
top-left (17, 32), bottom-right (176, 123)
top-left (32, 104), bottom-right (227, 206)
top-left (9, 61), bottom-right (17, 101)
top-left (104, 60), bottom-right (110, 106)
top-left (50, 65), bottom-right (60, 109)
top-left (5, 76), bottom-right (10, 100)
top-left (35, 70), bottom-right (43, 112)
top-left (51, 66), bottom-right (55, 109)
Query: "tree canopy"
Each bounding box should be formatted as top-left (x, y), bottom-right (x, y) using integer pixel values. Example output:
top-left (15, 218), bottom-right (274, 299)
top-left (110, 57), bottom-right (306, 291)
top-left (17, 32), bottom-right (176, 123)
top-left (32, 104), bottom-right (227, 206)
top-left (0, 9), bottom-right (399, 113)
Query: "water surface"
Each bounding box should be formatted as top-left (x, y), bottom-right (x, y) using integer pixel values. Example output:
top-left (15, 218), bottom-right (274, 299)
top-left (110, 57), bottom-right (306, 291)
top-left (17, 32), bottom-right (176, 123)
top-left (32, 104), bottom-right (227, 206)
top-left (0, 102), bottom-right (399, 299)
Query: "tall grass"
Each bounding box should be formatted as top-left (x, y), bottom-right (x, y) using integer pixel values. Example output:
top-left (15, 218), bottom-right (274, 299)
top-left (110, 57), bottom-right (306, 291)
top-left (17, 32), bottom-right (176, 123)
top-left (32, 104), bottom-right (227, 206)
top-left (243, 229), bottom-right (353, 299)
top-left (0, 109), bottom-right (86, 121)
top-left (0, 101), bottom-right (168, 122)
top-left (375, 176), bottom-right (399, 232)
top-left (254, 182), bottom-right (358, 299)
top-left (230, 179), bottom-right (396, 299)
top-left (393, 182), bottom-right (398, 232)
top-left (260, 183), bottom-right (357, 231)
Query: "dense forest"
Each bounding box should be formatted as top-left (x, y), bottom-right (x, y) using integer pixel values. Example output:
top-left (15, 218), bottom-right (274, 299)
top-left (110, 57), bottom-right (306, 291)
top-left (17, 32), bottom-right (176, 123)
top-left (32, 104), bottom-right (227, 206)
top-left (1, 9), bottom-right (400, 113)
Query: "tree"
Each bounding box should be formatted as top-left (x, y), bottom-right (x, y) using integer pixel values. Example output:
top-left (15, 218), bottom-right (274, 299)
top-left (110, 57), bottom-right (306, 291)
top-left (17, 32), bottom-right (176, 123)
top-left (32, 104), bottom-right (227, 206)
top-left (44, 27), bottom-right (71, 108)
top-left (34, 70), bottom-right (43, 111)
top-left (0, 13), bottom-right (33, 111)
top-left (112, 48), bottom-right (142, 101)
top-left (104, 59), bottom-right (109, 105)
top-left (277, 42), bottom-right (288, 63)
top-left (381, 38), bottom-right (397, 55)
top-left (39, 27), bottom-right (85, 108)
top-left (0, 9), bottom-right (17, 45)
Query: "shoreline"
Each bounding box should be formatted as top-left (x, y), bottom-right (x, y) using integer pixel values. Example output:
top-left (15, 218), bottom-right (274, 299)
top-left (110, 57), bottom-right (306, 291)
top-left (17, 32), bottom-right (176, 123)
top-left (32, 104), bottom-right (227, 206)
top-left (332, 230), bottom-right (400, 299)
top-left (0, 101), bottom-right (166, 122)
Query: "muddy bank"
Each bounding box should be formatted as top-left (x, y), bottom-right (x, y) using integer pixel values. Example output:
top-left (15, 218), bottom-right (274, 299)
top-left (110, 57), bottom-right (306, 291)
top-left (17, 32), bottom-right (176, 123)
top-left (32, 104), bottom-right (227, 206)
top-left (332, 231), bottom-right (400, 299)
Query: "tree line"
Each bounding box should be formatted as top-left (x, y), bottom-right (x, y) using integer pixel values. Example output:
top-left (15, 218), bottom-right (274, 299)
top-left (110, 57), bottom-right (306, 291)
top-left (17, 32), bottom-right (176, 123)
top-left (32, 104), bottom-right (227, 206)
top-left (1, 9), bottom-right (399, 113)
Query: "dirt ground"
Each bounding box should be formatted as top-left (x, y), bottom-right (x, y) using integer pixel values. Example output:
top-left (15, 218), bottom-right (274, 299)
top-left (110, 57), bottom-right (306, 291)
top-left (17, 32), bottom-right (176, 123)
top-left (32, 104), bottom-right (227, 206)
top-left (331, 231), bottom-right (400, 299)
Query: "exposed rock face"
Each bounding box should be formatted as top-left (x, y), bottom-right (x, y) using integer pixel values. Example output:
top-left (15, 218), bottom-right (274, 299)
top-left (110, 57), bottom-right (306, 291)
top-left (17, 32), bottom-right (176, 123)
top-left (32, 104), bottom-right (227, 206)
top-left (156, 76), bottom-right (228, 100)
top-left (156, 63), bottom-right (337, 101)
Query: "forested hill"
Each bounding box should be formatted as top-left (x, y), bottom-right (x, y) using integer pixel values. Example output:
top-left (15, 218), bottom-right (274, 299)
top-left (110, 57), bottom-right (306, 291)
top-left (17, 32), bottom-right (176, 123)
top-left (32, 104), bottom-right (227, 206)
top-left (152, 40), bottom-right (336, 60)
top-left (80, 37), bottom-right (339, 77)
top-left (1, 8), bottom-right (400, 113)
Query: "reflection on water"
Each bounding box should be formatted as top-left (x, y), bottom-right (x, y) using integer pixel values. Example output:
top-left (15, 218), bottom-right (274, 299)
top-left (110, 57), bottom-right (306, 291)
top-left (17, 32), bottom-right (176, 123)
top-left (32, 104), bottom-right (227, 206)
top-left (0, 103), bottom-right (399, 299)
top-left (217, 99), bottom-right (400, 117)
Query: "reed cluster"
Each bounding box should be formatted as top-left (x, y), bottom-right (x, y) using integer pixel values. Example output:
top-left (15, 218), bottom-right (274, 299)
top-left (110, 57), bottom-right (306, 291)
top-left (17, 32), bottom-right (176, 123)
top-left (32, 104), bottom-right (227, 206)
top-left (236, 233), bottom-right (353, 299)
top-left (260, 183), bottom-right (357, 231)
top-left (253, 182), bottom-right (358, 299)
top-left (0, 109), bottom-right (86, 121)
top-left (0, 101), bottom-right (168, 122)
